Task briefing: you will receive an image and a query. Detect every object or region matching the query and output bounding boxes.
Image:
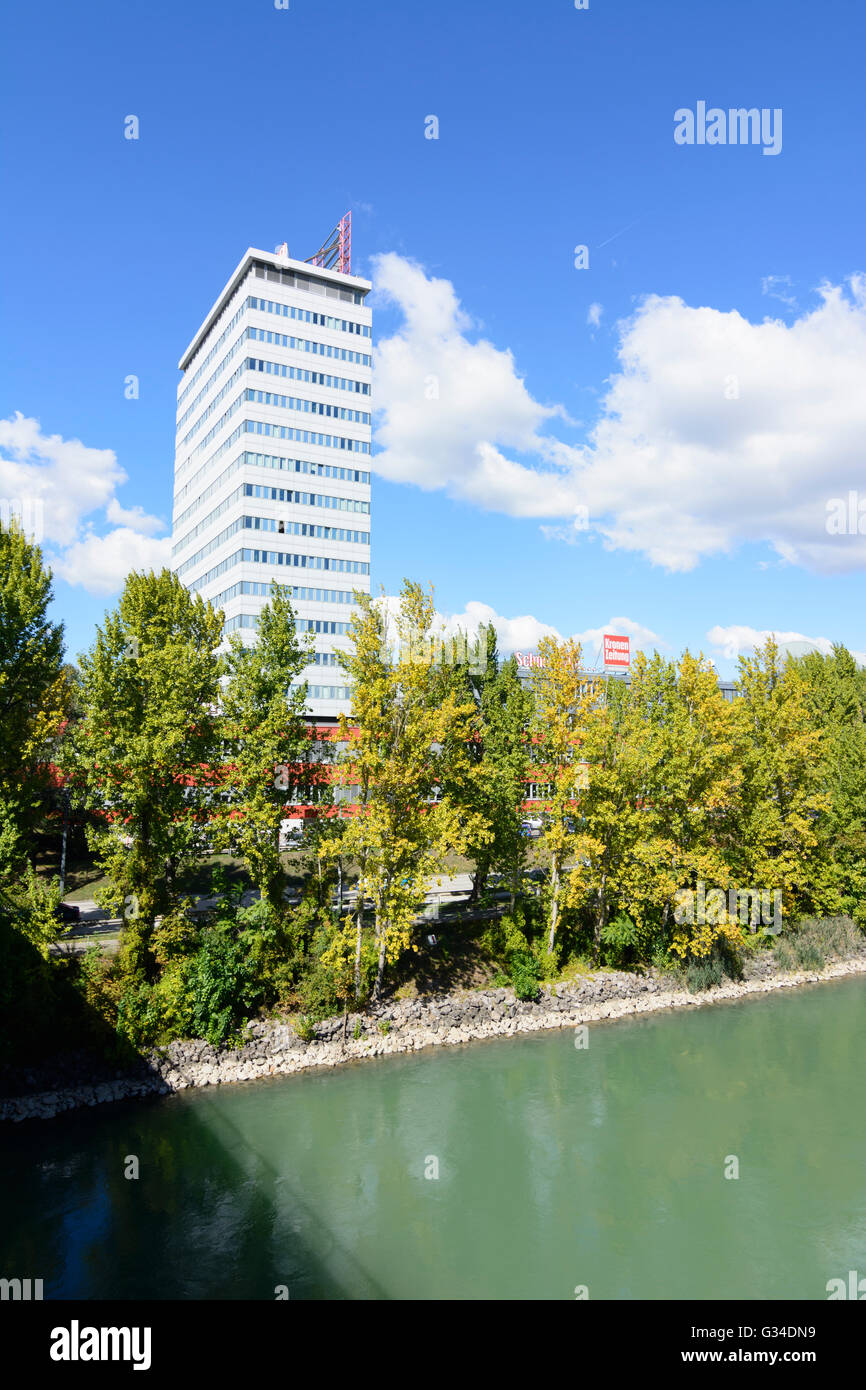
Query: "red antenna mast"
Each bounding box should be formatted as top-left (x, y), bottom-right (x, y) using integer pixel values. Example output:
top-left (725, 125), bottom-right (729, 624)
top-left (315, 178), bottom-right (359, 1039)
top-left (304, 211), bottom-right (352, 276)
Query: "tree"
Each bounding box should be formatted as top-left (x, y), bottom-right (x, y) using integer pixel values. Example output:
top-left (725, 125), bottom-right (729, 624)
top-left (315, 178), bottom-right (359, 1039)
top-left (608, 651), bottom-right (743, 963)
top-left (528, 636), bottom-right (599, 955)
top-left (439, 623), bottom-right (533, 907)
top-left (0, 519), bottom-right (67, 883)
top-left (333, 581), bottom-right (488, 999)
top-left (727, 638), bottom-right (829, 923)
top-left (68, 569), bottom-right (224, 968)
top-left (218, 583), bottom-right (317, 913)
top-left (795, 644), bottom-right (866, 925)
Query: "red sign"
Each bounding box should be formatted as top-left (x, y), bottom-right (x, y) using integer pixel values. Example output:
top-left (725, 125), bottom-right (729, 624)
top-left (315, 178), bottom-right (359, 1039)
top-left (603, 633), bottom-right (630, 668)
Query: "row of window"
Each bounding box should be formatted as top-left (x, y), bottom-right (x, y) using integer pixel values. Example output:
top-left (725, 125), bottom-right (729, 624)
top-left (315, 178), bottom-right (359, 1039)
top-left (248, 292), bottom-right (371, 336)
top-left (246, 357), bottom-right (370, 395)
top-left (525, 783), bottom-right (554, 800)
top-left (243, 483), bottom-right (368, 512)
top-left (223, 622), bottom-right (346, 664)
top-left (292, 684), bottom-right (353, 702)
top-left (173, 429), bottom-right (245, 503)
top-left (178, 325), bottom-right (371, 428)
top-left (176, 515), bottom-right (368, 576)
top-left (239, 546), bottom-right (369, 575)
top-left (252, 262), bottom-right (363, 304)
top-left (174, 449), bottom-right (369, 525)
top-left (174, 443), bottom-right (369, 519)
top-left (178, 351), bottom-right (369, 442)
top-left (243, 417), bottom-right (371, 455)
top-left (180, 545), bottom-right (370, 588)
top-left (173, 478), bottom-right (370, 555)
top-left (179, 380), bottom-right (370, 458)
top-left (195, 578), bottom-right (357, 610)
top-left (176, 396), bottom-right (245, 473)
top-left (222, 614), bottom-right (346, 661)
top-left (245, 388), bottom-right (370, 425)
top-left (177, 322), bottom-right (247, 427)
top-left (178, 296), bottom-right (250, 405)
top-left (177, 363), bottom-right (245, 449)
top-left (181, 281), bottom-right (371, 404)
top-left (247, 326), bottom-right (370, 366)
top-left (243, 515), bottom-right (369, 544)
top-left (177, 406), bottom-right (371, 481)
top-left (240, 450), bottom-right (369, 484)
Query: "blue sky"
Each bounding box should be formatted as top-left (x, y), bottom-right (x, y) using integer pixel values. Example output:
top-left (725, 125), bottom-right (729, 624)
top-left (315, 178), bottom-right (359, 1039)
top-left (2, 0), bottom-right (865, 674)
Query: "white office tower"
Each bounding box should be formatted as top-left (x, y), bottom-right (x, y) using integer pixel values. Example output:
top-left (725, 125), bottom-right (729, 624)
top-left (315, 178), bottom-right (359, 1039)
top-left (171, 222), bottom-right (372, 721)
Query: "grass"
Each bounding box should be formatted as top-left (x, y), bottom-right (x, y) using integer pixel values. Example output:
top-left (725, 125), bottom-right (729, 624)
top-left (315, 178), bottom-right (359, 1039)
top-left (774, 916), bottom-right (861, 973)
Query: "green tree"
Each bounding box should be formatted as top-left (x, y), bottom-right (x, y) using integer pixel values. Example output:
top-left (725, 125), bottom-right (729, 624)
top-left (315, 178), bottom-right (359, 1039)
top-left (331, 581), bottom-right (488, 999)
top-left (441, 623), bottom-right (533, 907)
top-left (218, 582), bottom-right (317, 912)
top-left (68, 569), bottom-right (224, 969)
top-left (528, 636), bottom-right (599, 956)
top-left (797, 644), bottom-right (866, 926)
top-left (0, 519), bottom-right (67, 882)
top-left (728, 638), bottom-right (829, 923)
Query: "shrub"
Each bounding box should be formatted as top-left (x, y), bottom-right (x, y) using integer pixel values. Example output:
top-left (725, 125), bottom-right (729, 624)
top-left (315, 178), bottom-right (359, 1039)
top-left (186, 925), bottom-right (257, 1047)
top-left (599, 912), bottom-right (639, 968)
top-left (774, 917), bottom-right (860, 974)
top-left (510, 951), bottom-right (541, 1001)
top-left (377, 1019), bottom-right (391, 1035)
top-left (684, 956), bottom-right (724, 993)
top-left (294, 1014), bottom-right (317, 1042)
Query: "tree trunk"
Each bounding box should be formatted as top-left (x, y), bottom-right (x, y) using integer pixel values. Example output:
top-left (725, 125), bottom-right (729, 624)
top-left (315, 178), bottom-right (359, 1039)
top-left (548, 853), bottom-right (560, 953)
top-left (372, 917), bottom-right (388, 1001)
top-left (354, 904), bottom-right (363, 1000)
top-left (470, 859), bottom-right (488, 905)
top-left (593, 870), bottom-right (607, 964)
top-left (509, 857), bottom-right (520, 914)
top-left (58, 795), bottom-right (69, 896)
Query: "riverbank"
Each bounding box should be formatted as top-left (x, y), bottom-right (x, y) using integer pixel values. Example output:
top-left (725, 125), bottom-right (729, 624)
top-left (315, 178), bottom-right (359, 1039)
top-left (4, 946), bottom-right (866, 1122)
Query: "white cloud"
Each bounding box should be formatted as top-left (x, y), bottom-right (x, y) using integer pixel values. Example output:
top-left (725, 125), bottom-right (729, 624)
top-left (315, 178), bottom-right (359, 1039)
top-left (707, 624), bottom-right (866, 666)
top-left (579, 276), bottom-right (866, 573)
top-left (54, 530), bottom-right (173, 597)
top-left (105, 498), bottom-right (165, 534)
top-left (587, 302), bottom-right (603, 328)
top-left (539, 510), bottom-right (590, 544)
top-left (371, 258), bottom-right (866, 574)
top-left (0, 414), bottom-right (169, 595)
top-left (568, 615), bottom-right (665, 659)
top-left (761, 274), bottom-right (797, 310)
top-left (435, 601), bottom-right (561, 656)
top-left (376, 595), bottom-right (662, 662)
top-left (371, 255), bottom-right (580, 521)
top-left (0, 412), bottom-right (124, 546)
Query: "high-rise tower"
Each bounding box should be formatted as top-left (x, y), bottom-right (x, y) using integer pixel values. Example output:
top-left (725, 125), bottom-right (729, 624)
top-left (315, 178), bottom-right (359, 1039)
top-left (171, 228), bottom-right (372, 719)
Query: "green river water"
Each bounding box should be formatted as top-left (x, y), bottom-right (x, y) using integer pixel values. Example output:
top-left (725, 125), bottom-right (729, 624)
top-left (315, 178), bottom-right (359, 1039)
top-left (2, 976), bottom-right (865, 1300)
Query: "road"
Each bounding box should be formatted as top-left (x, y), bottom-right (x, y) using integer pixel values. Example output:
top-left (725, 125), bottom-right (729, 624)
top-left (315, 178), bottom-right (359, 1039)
top-left (50, 873), bottom-right (485, 956)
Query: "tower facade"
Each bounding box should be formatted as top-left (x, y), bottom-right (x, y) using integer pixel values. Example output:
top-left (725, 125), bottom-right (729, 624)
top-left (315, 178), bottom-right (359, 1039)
top-left (171, 242), bottom-right (372, 719)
